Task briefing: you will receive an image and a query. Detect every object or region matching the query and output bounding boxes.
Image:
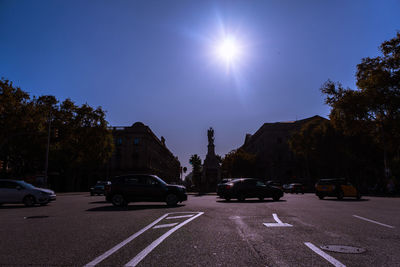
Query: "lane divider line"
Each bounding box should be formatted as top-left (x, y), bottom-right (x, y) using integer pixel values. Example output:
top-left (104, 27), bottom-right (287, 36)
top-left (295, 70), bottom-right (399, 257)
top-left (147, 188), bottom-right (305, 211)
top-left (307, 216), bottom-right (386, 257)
top-left (153, 223), bottom-right (179, 229)
top-left (304, 242), bottom-right (346, 267)
top-left (124, 212), bottom-right (204, 267)
top-left (353, 215), bottom-right (395, 229)
top-left (166, 214), bottom-right (194, 219)
top-left (84, 213), bottom-right (170, 267)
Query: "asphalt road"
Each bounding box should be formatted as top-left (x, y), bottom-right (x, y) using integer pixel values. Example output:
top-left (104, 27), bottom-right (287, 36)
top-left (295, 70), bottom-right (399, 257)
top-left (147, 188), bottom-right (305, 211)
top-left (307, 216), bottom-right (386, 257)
top-left (1, 193), bottom-right (399, 266)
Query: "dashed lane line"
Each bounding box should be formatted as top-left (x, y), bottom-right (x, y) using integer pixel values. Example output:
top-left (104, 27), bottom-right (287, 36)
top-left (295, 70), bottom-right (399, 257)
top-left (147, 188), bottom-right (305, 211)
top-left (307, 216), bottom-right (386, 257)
top-left (124, 212), bottom-right (204, 267)
top-left (353, 215), bottom-right (395, 229)
top-left (304, 242), bottom-right (346, 267)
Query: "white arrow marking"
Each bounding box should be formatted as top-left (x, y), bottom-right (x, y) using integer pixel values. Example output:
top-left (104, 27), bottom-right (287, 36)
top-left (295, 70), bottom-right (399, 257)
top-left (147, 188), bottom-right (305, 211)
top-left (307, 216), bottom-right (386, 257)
top-left (263, 213), bottom-right (293, 227)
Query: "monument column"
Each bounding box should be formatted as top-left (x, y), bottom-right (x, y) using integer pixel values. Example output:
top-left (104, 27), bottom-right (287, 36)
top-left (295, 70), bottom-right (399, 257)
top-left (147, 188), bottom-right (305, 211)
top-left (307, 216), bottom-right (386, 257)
top-left (202, 127), bottom-right (221, 192)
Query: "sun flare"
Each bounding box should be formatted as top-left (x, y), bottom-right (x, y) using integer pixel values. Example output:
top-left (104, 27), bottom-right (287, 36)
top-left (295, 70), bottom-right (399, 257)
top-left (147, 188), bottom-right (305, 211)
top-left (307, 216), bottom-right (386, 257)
top-left (214, 36), bottom-right (242, 65)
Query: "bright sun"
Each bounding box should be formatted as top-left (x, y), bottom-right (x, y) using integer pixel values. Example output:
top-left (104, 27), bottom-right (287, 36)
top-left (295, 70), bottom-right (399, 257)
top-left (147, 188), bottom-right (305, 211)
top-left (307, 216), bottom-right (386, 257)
top-left (215, 36), bottom-right (242, 65)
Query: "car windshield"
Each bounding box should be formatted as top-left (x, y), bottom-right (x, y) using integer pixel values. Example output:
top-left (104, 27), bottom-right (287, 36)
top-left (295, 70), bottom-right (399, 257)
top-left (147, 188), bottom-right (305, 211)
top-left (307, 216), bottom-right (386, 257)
top-left (152, 176), bottom-right (167, 185)
top-left (18, 181), bottom-right (36, 189)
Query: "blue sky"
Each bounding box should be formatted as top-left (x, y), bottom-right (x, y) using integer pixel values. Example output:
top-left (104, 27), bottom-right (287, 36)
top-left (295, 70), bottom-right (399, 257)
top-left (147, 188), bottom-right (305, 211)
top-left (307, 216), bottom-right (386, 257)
top-left (1, 0), bottom-right (400, 172)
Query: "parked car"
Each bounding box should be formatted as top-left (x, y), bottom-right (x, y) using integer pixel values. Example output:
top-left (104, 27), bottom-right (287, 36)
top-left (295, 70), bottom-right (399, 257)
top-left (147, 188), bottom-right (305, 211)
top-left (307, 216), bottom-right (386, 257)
top-left (0, 179), bottom-right (56, 207)
top-left (315, 178), bottom-right (361, 200)
top-left (287, 183), bottom-right (305, 194)
top-left (219, 178), bottom-right (283, 201)
top-left (105, 174), bottom-right (187, 207)
top-left (90, 181), bottom-right (110, 196)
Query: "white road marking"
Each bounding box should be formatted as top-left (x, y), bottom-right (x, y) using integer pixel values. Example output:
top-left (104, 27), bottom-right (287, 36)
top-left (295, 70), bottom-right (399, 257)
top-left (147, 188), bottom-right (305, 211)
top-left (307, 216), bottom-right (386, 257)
top-left (153, 223), bottom-right (179, 229)
top-left (263, 213), bottom-right (293, 227)
top-left (353, 215), bottom-right (395, 229)
top-left (124, 212), bottom-right (204, 267)
top-left (304, 242), bottom-right (346, 267)
top-left (166, 214), bottom-right (194, 219)
top-left (84, 213), bottom-right (169, 267)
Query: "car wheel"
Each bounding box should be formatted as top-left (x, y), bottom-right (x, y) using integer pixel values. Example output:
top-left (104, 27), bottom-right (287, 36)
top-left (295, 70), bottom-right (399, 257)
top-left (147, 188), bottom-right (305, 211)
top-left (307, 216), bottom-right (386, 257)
top-left (23, 195), bottom-right (36, 207)
top-left (166, 194), bottom-right (178, 206)
top-left (272, 194), bottom-right (280, 201)
top-left (237, 193), bottom-right (245, 202)
top-left (112, 194), bottom-right (125, 207)
top-left (224, 196), bottom-right (231, 201)
top-left (337, 190), bottom-right (344, 200)
top-left (90, 192), bottom-right (94, 196)
top-left (356, 192), bottom-right (361, 200)
top-left (258, 196), bottom-right (264, 201)
top-left (318, 195), bottom-right (324, 200)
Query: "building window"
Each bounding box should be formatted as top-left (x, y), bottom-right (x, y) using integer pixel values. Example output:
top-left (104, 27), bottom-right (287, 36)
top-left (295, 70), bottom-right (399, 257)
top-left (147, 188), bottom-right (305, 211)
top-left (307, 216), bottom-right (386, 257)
top-left (134, 137), bottom-right (140, 145)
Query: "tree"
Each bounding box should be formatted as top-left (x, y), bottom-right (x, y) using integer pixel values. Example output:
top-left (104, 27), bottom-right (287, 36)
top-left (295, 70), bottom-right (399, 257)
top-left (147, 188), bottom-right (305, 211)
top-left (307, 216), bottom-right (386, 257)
top-left (0, 78), bottom-right (114, 191)
top-left (321, 32), bottom-right (400, 183)
top-left (221, 149), bottom-right (256, 178)
top-left (189, 154), bottom-right (202, 191)
top-left (288, 118), bottom-right (380, 185)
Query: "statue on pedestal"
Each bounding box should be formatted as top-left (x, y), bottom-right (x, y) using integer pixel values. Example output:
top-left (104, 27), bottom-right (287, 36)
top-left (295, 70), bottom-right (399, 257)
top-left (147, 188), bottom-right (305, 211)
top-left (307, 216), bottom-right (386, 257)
top-left (202, 127), bottom-right (221, 192)
top-left (208, 128), bottom-right (214, 145)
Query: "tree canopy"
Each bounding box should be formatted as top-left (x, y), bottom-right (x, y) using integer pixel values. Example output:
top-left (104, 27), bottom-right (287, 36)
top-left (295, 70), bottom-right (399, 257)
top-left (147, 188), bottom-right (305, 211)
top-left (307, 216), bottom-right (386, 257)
top-left (0, 78), bottom-right (114, 191)
top-left (221, 149), bottom-right (256, 178)
top-left (320, 32), bottom-right (400, 182)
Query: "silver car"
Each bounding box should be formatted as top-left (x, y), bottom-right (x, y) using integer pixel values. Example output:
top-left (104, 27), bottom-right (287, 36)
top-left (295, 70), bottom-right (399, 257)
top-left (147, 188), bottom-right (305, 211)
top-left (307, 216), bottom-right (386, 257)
top-left (0, 179), bottom-right (56, 207)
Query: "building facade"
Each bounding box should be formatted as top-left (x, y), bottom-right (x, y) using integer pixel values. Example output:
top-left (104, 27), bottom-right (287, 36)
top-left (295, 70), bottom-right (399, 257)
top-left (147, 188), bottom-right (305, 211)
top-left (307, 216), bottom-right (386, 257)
top-left (106, 122), bottom-right (181, 183)
top-left (240, 115), bottom-right (327, 185)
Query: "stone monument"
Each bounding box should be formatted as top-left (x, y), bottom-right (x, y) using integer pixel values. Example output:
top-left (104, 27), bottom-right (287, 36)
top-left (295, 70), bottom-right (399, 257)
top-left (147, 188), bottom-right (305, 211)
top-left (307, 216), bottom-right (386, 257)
top-left (201, 127), bottom-right (221, 192)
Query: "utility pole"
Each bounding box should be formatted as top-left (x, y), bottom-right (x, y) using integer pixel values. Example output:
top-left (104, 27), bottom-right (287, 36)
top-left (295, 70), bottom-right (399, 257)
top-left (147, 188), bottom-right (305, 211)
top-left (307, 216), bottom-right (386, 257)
top-left (44, 111), bottom-right (51, 187)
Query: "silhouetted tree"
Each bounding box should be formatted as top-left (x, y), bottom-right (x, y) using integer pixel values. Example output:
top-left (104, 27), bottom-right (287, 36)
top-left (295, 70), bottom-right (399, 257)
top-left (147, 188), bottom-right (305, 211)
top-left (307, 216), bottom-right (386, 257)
top-left (221, 149), bottom-right (256, 178)
top-left (321, 32), bottom-right (400, 184)
top-left (0, 78), bottom-right (114, 191)
top-left (189, 154), bottom-right (202, 191)
top-left (288, 118), bottom-right (380, 187)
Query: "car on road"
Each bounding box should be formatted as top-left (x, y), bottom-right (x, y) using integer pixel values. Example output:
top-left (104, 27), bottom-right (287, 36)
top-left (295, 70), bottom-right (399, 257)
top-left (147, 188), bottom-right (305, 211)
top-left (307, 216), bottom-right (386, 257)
top-left (265, 180), bottom-right (283, 191)
top-left (285, 183), bottom-right (305, 194)
top-left (219, 178), bottom-right (283, 201)
top-left (0, 179), bottom-right (56, 207)
top-left (217, 178), bottom-right (234, 197)
top-left (105, 174), bottom-right (187, 207)
top-left (90, 181), bottom-right (110, 196)
top-left (315, 178), bottom-right (361, 200)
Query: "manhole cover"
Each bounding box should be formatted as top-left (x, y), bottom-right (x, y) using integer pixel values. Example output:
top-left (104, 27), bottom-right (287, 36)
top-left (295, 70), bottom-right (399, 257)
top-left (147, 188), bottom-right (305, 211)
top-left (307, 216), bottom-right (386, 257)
top-left (24, 216), bottom-right (49, 219)
top-left (321, 245), bottom-right (366, 254)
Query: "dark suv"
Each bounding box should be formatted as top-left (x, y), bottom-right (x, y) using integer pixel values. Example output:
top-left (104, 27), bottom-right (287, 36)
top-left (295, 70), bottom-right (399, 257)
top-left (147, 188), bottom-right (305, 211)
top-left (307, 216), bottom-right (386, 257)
top-left (105, 174), bottom-right (187, 207)
top-left (219, 178), bottom-right (283, 201)
top-left (90, 181), bottom-right (110, 196)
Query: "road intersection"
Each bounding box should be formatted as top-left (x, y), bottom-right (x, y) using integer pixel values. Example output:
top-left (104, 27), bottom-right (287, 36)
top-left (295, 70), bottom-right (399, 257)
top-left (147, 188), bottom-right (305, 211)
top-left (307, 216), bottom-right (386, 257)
top-left (1, 193), bottom-right (398, 266)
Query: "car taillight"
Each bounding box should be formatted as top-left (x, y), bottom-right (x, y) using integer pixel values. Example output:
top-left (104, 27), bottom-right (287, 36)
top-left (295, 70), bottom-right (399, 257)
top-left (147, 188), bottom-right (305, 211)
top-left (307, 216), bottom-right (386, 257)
top-left (226, 183), bottom-right (234, 189)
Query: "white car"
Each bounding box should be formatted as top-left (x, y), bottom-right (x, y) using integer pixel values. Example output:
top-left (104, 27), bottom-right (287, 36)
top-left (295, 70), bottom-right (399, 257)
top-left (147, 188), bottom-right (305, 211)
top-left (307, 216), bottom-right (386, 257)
top-left (0, 179), bottom-right (56, 207)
